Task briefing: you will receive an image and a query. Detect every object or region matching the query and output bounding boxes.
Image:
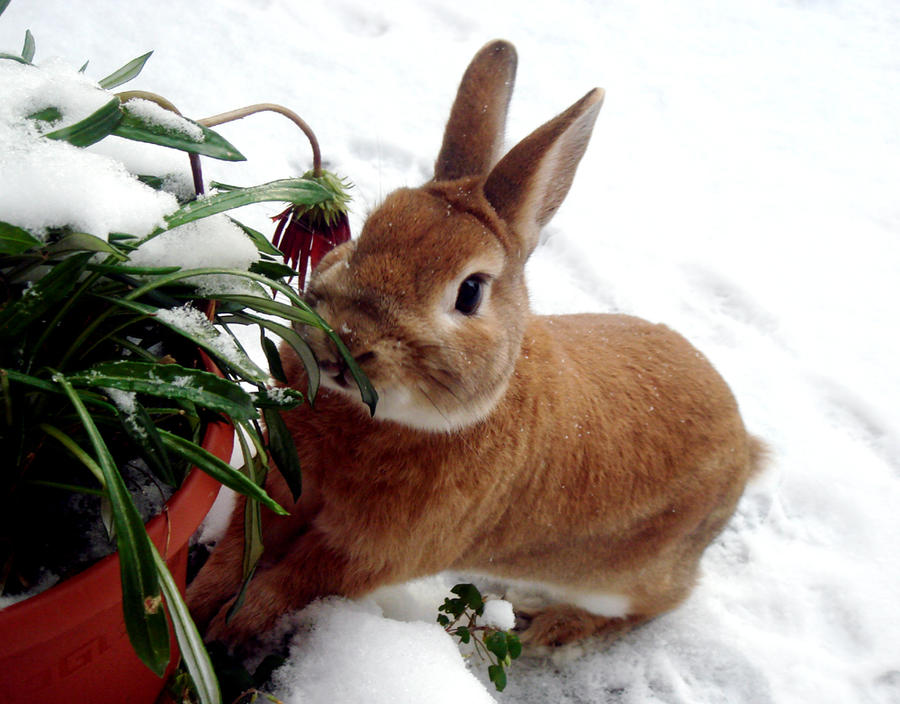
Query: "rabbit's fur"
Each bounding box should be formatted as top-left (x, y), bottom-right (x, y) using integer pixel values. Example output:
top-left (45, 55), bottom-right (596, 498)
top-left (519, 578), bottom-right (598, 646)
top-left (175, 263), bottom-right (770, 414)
top-left (188, 40), bottom-right (763, 650)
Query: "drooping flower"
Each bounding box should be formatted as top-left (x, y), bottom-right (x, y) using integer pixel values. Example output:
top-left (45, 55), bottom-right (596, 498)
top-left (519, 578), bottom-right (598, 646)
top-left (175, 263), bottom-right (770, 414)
top-left (272, 169), bottom-right (352, 290)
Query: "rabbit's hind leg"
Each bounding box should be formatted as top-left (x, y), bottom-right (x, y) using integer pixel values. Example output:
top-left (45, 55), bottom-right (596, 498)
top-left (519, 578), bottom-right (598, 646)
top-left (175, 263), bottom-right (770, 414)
top-left (516, 603), bottom-right (648, 649)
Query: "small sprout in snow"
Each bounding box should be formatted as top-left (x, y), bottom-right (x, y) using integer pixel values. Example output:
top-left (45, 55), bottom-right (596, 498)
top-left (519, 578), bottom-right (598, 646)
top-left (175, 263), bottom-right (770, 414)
top-left (437, 583), bottom-right (522, 692)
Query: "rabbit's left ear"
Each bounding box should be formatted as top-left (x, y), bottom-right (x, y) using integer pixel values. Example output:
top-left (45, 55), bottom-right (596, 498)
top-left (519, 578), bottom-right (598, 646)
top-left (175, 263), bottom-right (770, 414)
top-left (434, 40), bottom-right (518, 181)
top-left (484, 88), bottom-right (604, 256)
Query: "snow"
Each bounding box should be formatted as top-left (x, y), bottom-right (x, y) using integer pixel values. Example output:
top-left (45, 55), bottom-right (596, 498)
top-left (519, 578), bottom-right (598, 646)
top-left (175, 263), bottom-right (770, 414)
top-left (154, 304), bottom-right (247, 368)
top-left (122, 97), bottom-right (205, 141)
top-left (269, 597), bottom-right (496, 704)
top-left (0, 60), bottom-right (178, 239)
top-left (481, 599), bottom-right (516, 632)
top-left (2, 1), bottom-right (899, 703)
top-left (128, 214), bottom-right (261, 292)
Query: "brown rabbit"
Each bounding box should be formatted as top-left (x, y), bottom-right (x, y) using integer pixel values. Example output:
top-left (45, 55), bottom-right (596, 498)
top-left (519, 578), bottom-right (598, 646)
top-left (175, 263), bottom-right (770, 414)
top-left (187, 39), bottom-right (764, 650)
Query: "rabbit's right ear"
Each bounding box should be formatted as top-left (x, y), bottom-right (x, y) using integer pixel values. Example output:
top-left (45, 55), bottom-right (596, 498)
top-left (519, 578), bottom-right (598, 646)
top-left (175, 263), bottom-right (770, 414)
top-left (434, 40), bottom-right (518, 181)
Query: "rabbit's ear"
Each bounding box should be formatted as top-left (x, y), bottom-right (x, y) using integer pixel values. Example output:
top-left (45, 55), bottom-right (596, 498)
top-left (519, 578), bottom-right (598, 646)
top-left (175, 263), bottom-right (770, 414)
top-left (484, 88), bottom-right (604, 255)
top-left (434, 40), bottom-right (518, 181)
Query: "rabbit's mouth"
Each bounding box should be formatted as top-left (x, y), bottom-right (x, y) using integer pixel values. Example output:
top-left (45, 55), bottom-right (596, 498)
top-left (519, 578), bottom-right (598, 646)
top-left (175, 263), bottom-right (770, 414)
top-left (319, 359), bottom-right (351, 388)
top-left (319, 351), bottom-right (375, 390)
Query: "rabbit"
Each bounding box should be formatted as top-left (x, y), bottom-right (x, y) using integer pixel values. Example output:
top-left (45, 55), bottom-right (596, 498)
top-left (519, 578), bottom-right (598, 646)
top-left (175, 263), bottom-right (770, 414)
top-left (187, 39), bottom-right (764, 651)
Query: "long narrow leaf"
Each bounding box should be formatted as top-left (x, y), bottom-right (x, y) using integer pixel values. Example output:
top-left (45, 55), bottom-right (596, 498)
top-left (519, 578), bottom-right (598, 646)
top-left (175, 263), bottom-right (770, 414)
top-left (98, 51), bottom-right (153, 90)
top-left (226, 425), bottom-right (265, 624)
top-left (48, 231), bottom-right (128, 259)
top-left (115, 399), bottom-right (175, 486)
top-left (21, 29), bottom-right (35, 62)
top-left (236, 424), bottom-right (266, 577)
top-left (2, 368), bottom-right (114, 412)
top-left (39, 423), bottom-right (105, 487)
top-left (114, 102), bottom-right (244, 161)
top-left (69, 361), bottom-right (258, 421)
top-left (327, 331), bottom-right (378, 416)
top-left (252, 316), bottom-right (320, 402)
top-left (251, 386), bottom-right (304, 409)
top-left (230, 217), bottom-right (282, 257)
top-left (44, 97), bottom-right (123, 147)
top-left (213, 294), bottom-right (322, 327)
top-left (123, 266), bottom-right (306, 309)
top-left (54, 373), bottom-right (171, 676)
top-left (103, 298), bottom-right (269, 384)
top-left (0, 52), bottom-right (29, 64)
top-left (0, 252), bottom-right (93, 338)
top-left (150, 545), bottom-right (221, 704)
top-left (162, 179), bottom-right (331, 230)
top-left (262, 407), bottom-right (302, 502)
top-left (157, 428), bottom-right (287, 516)
top-left (261, 334), bottom-right (287, 384)
top-left (222, 313), bottom-right (320, 402)
top-left (0, 220), bottom-right (41, 254)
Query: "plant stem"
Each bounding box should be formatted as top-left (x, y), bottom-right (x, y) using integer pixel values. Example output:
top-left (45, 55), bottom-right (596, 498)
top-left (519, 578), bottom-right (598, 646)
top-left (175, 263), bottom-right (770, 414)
top-left (198, 103), bottom-right (322, 176)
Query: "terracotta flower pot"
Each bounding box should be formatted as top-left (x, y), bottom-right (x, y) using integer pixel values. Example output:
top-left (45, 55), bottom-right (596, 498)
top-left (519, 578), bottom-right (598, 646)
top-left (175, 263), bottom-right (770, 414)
top-left (0, 418), bottom-right (233, 704)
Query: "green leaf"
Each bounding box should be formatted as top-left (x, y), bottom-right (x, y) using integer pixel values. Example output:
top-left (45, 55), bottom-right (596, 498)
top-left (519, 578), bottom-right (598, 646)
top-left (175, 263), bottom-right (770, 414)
top-left (229, 314), bottom-right (320, 403)
top-left (236, 424), bottom-right (266, 576)
top-left (328, 331), bottom-right (378, 416)
top-left (90, 263), bottom-right (181, 276)
top-left (98, 50), bottom-right (153, 90)
top-left (114, 101), bottom-right (245, 161)
top-left (437, 614), bottom-right (450, 627)
top-left (114, 398), bottom-right (175, 485)
top-left (507, 633), bottom-right (523, 660)
top-left (0, 220), bottom-right (41, 254)
top-left (48, 231), bottom-right (128, 259)
top-left (488, 665), bottom-right (507, 692)
top-left (0, 0), bottom-right (12, 18)
top-left (102, 298), bottom-right (269, 384)
top-left (0, 251), bottom-right (93, 338)
top-left (44, 97), bottom-right (123, 147)
top-left (162, 179), bottom-right (331, 230)
top-left (231, 218), bottom-right (282, 257)
top-left (54, 373), bottom-right (171, 676)
top-left (79, 59), bottom-right (89, 73)
top-left (485, 631), bottom-right (509, 661)
top-left (249, 259), bottom-right (297, 281)
top-left (21, 29), bottom-right (34, 62)
top-left (150, 545), bottom-right (221, 704)
top-left (262, 407), bottom-right (302, 501)
top-left (261, 334), bottom-right (288, 384)
top-left (136, 174), bottom-right (165, 190)
top-left (69, 361), bottom-right (258, 420)
top-left (158, 428), bottom-right (287, 516)
top-left (451, 583), bottom-right (484, 614)
top-left (27, 106), bottom-right (62, 124)
top-left (456, 626), bottom-right (471, 644)
top-left (251, 386), bottom-right (303, 410)
top-left (213, 294), bottom-right (322, 327)
top-left (0, 51), bottom-right (29, 64)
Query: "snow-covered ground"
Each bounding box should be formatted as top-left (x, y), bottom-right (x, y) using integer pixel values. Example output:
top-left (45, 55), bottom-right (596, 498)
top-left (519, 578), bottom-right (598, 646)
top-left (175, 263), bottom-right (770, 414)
top-left (2, 0), bottom-right (899, 702)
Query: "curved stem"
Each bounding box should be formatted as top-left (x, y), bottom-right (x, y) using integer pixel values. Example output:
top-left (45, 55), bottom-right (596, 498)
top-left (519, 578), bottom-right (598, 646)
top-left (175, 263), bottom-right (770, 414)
top-left (116, 90), bottom-right (183, 115)
top-left (198, 103), bottom-right (322, 176)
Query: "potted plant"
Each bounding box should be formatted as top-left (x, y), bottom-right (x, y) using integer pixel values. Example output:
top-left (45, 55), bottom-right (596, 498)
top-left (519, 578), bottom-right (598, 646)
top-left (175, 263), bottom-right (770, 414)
top-left (0, 12), bottom-right (373, 704)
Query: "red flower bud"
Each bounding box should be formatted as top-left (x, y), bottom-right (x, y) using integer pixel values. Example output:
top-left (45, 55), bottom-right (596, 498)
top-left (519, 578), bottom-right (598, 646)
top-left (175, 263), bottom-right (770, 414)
top-left (271, 170), bottom-right (352, 291)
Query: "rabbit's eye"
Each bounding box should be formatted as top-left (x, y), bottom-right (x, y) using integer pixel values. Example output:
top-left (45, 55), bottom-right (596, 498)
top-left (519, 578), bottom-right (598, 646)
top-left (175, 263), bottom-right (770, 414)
top-left (455, 276), bottom-right (483, 315)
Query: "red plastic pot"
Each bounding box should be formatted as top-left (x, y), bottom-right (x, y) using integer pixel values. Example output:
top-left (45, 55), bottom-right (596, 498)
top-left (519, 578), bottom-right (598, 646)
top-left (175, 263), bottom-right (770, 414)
top-left (0, 418), bottom-right (233, 704)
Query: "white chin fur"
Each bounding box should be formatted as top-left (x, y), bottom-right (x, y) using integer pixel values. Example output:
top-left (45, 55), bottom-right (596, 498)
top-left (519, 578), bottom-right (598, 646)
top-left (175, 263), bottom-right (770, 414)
top-left (321, 375), bottom-right (506, 433)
